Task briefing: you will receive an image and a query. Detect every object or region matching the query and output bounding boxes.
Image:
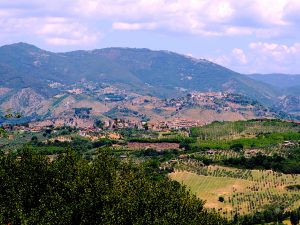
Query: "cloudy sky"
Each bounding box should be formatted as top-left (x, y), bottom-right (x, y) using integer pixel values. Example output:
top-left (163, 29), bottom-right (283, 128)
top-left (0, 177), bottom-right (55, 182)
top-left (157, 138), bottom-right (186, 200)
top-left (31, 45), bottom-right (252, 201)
top-left (1, 0), bottom-right (300, 74)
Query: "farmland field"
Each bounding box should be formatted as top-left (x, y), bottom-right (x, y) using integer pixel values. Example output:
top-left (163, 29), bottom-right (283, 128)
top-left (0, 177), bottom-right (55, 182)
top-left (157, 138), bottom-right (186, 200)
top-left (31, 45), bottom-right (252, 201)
top-left (169, 163), bottom-right (300, 219)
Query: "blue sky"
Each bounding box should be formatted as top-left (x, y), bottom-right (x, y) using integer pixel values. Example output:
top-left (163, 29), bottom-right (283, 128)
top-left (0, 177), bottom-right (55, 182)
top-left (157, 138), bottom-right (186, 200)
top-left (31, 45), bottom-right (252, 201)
top-left (1, 0), bottom-right (300, 74)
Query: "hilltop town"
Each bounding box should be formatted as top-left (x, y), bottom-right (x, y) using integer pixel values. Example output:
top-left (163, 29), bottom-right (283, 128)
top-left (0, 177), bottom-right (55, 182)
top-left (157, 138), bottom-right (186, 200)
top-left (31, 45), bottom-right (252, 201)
top-left (1, 81), bottom-right (278, 140)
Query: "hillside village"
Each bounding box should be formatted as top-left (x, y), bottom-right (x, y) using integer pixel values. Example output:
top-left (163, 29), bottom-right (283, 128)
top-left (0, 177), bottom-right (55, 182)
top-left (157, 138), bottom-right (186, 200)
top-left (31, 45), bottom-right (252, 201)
top-left (0, 88), bottom-right (278, 139)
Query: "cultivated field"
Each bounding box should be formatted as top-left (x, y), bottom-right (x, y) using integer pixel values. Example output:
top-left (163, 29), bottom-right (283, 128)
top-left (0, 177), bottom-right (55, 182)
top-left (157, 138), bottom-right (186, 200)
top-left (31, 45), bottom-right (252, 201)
top-left (169, 162), bottom-right (300, 219)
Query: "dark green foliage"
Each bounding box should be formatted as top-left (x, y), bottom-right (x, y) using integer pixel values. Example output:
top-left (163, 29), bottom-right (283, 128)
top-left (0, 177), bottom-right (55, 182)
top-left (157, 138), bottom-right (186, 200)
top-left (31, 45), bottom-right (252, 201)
top-left (0, 127), bottom-right (8, 137)
top-left (223, 152), bottom-right (300, 174)
top-left (92, 138), bottom-right (114, 148)
top-left (229, 143), bottom-right (243, 152)
top-left (0, 148), bottom-right (228, 225)
top-left (134, 149), bottom-right (180, 163)
top-left (143, 122), bottom-right (149, 130)
top-left (95, 119), bottom-right (104, 129)
top-left (218, 196), bottom-right (225, 202)
top-left (129, 136), bottom-right (196, 144)
top-left (286, 185), bottom-right (300, 191)
top-left (290, 210), bottom-right (299, 225)
top-left (236, 204), bottom-right (286, 225)
top-left (30, 137), bottom-right (117, 155)
top-left (30, 135), bottom-right (38, 142)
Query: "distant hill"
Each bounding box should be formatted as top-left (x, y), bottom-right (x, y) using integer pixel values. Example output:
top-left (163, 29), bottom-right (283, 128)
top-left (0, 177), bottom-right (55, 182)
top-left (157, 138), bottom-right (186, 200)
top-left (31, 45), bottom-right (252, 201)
top-left (248, 73), bottom-right (300, 88)
top-left (248, 74), bottom-right (300, 113)
top-left (0, 43), bottom-right (279, 104)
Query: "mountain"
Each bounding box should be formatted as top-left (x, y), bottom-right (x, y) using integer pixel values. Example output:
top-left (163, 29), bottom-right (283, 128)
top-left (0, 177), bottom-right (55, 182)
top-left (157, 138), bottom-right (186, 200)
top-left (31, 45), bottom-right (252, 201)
top-left (248, 73), bottom-right (300, 88)
top-left (3, 43), bottom-right (298, 124)
top-left (0, 43), bottom-right (279, 104)
top-left (90, 48), bottom-right (280, 103)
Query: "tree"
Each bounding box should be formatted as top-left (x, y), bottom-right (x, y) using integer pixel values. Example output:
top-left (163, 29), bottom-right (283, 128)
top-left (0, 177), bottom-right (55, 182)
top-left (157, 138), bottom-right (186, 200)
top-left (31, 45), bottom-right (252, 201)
top-left (15, 112), bottom-right (23, 118)
top-left (290, 211), bottom-right (299, 225)
top-left (218, 196), bottom-right (225, 202)
top-left (31, 136), bottom-right (38, 142)
top-left (230, 143), bottom-right (243, 152)
top-left (143, 122), bottom-right (149, 130)
top-left (0, 128), bottom-right (8, 138)
top-left (95, 119), bottom-right (104, 129)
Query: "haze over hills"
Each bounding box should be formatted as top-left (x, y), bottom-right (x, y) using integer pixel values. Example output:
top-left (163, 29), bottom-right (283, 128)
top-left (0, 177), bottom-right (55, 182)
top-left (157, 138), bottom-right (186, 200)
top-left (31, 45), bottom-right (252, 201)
top-left (0, 42), bottom-right (299, 123)
top-left (248, 73), bottom-right (300, 89)
top-left (248, 74), bottom-right (300, 116)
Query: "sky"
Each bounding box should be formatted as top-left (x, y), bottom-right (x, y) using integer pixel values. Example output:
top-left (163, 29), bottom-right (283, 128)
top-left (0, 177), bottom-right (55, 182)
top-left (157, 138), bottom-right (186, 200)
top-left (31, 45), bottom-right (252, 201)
top-left (0, 0), bottom-right (300, 74)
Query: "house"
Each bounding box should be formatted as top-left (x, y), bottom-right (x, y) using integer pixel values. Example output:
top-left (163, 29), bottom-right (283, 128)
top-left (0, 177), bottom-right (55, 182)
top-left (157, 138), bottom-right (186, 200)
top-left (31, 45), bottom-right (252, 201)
top-left (282, 141), bottom-right (295, 147)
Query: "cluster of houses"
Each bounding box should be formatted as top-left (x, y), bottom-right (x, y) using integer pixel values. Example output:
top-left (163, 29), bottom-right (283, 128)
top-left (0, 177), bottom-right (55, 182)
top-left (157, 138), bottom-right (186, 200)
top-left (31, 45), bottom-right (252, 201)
top-left (164, 91), bottom-right (262, 114)
top-left (165, 92), bottom-right (231, 111)
top-left (148, 119), bottom-right (204, 130)
top-left (2, 115), bottom-right (205, 136)
top-left (28, 118), bottom-right (95, 131)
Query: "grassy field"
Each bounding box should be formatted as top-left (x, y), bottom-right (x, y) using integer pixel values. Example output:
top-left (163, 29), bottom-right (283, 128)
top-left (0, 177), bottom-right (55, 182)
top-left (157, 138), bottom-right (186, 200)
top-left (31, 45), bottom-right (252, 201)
top-left (169, 163), bottom-right (300, 219)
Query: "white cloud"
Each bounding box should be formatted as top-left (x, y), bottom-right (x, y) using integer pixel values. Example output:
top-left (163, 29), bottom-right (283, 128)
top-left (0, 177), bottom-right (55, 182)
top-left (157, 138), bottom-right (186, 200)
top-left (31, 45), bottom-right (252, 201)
top-left (37, 18), bottom-right (101, 46)
top-left (1, 0), bottom-right (300, 46)
top-left (0, 1), bottom-right (102, 47)
top-left (112, 22), bottom-right (157, 31)
top-left (0, 17), bottom-right (38, 34)
top-left (212, 42), bottom-right (300, 74)
top-left (232, 48), bottom-right (248, 65)
top-left (70, 0), bottom-right (298, 37)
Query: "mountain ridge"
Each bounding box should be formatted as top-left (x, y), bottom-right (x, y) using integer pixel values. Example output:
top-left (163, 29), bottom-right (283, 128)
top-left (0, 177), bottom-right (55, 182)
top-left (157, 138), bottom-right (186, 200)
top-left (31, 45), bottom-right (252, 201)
top-left (0, 43), bottom-right (280, 104)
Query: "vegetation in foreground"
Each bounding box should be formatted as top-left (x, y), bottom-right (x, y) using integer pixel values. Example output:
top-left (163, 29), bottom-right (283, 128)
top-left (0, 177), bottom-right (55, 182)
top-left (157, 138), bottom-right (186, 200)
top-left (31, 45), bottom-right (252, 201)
top-left (3, 119), bottom-right (300, 224)
top-left (0, 148), bottom-right (227, 225)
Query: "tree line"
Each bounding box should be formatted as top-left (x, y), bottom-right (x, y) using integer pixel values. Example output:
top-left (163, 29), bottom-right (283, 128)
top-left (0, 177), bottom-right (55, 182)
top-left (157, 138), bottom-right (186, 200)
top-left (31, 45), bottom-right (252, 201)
top-left (223, 151), bottom-right (300, 174)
